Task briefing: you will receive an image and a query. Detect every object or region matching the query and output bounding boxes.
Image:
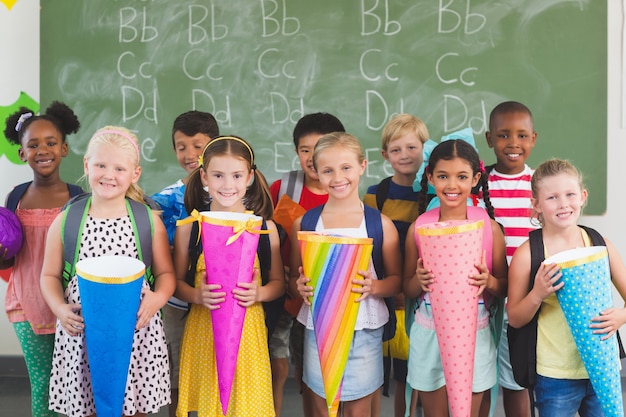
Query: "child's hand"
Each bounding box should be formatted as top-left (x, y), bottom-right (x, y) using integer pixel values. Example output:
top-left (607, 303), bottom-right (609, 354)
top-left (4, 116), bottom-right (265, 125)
top-left (296, 266), bottom-right (314, 305)
top-left (57, 303), bottom-right (84, 337)
top-left (233, 270), bottom-right (260, 307)
top-left (352, 269), bottom-right (375, 302)
top-left (590, 308), bottom-right (626, 340)
top-left (531, 262), bottom-right (563, 300)
top-left (199, 279), bottom-right (226, 310)
top-left (136, 287), bottom-right (167, 329)
top-left (470, 251), bottom-right (490, 298)
top-left (416, 258), bottom-right (434, 292)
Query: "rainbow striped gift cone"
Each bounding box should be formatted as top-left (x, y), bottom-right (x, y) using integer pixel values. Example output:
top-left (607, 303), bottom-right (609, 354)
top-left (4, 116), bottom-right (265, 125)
top-left (199, 211), bottom-right (265, 416)
top-left (76, 255), bottom-right (145, 417)
top-left (545, 246), bottom-right (624, 417)
top-left (297, 231), bottom-right (373, 417)
top-left (416, 220), bottom-right (484, 417)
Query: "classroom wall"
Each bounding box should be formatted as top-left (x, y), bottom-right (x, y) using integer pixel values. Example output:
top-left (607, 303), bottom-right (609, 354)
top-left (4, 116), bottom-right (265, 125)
top-left (0, 0), bottom-right (624, 356)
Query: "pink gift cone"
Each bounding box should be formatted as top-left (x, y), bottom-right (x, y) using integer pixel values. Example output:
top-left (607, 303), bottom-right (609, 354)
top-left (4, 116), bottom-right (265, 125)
top-left (200, 211), bottom-right (264, 416)
top-left (76, 256), bottom-right (145, 417)
top-left (545, 247), bottom-right (624, 417)
top-left (416, 220), bottom-right (484, 417)
top-left (298, 231), bottom-right (373, 417)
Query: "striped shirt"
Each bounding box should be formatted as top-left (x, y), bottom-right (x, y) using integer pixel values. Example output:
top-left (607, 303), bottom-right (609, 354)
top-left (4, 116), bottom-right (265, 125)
top-left (487, 165), bottom-right (538, 263)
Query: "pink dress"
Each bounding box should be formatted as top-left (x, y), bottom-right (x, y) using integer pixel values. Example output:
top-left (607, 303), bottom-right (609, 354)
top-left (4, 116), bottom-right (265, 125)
top-left (5, 207), bottom-right (60, 333)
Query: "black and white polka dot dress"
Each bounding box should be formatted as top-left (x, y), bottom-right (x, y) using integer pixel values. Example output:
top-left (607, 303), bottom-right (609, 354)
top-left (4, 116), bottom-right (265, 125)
top-left (49, 215), bottom-right (170, 416)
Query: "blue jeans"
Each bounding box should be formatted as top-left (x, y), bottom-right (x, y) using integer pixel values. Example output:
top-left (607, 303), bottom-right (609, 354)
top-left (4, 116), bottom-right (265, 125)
top-left (535, 375), bottom-right (603, 417)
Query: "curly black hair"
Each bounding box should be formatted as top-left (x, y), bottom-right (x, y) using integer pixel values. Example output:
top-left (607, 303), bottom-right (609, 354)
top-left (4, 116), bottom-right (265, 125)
top-left (4, 101), bottom-right (80, 146)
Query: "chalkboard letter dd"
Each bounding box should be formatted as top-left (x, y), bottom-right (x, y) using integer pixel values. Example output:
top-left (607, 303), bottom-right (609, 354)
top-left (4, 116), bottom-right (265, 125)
top-left (443, 94), bottom-right (487, 134)
top-left (122, 85), bottom-right (157, 124)
top-left (269, 93), bottom-right (303, 125)
top-left (366, 90), bottom-right (404, 131)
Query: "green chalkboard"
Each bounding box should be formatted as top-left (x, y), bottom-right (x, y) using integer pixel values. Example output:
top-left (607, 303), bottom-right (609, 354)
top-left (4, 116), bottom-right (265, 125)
top-left (41, 0), bottom-right (607, 214)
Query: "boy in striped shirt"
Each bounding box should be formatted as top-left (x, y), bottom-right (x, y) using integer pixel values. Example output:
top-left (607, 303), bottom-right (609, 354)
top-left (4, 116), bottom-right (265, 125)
top-left (485, 101), bottom-right (538, 417)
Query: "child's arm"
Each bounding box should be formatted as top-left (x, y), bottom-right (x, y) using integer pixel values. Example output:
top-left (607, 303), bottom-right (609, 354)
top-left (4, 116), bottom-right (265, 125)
top-left (289, 216), bottom-right (313, 304)
top-left (233, 220), bottom-right (286, 307)
top-left (135, 213), bottom-right (176, 329)
top-left (507, 240), bottom-right (563, 328)
top-left (173, 222), bottom-right (226, 310)
top-left (590, 238), bottom-right (626, 340)
top-left (353, 214), bottom-right (401, 301)
top-left (469, 219), bottom-right (508, 298)
top-left (40, 213), bottom-right (84, 337)
top-left (402, 221), bottom-right (431, 298)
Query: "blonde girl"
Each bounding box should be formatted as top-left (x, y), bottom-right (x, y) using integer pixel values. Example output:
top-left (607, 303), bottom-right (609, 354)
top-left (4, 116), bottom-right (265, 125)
top-left (40, 126), bottom-right (175, 417)
top-left (290, 132), bottom-right (402, 417)
top-left (508, 159), bottom-right (626, 417)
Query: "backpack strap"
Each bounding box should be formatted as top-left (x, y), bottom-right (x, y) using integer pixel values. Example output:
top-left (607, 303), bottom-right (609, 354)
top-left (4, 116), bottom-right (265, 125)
top-left (6, 182), bottom-right (32, 212)
top-left (300, 204), bottom-right (324, 232)
top-left (374, 177), bottom-right (392, 211)
top-left (127, 198), bottom-right (154, 288)
top-left (278, 170), bottom-right (305, 203)
top-left (67, 183), bottom-right (84, 198)
top-left (258, 220), bottom-right (286, 337)
top-left (61, 195), bottom-right (154, 290)
top-left (363, 205), bottom-right (396, 341)
top-left (61, 195), bottom-right (92, 289)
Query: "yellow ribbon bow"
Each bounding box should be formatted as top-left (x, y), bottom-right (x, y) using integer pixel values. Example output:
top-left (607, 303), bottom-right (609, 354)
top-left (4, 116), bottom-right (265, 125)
top-left (176, 209), bottom-right (270, 246)
top-left (226, 217), bottom-right (270, 246)
top-left (176, 209), bottom-right (204, 245)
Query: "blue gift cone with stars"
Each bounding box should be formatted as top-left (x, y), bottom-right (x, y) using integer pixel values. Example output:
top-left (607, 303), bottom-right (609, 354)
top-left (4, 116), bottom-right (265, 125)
top-left (76, 256), bottom-right (145, 417)
top-left (545, 246), bottom-right (624, 417)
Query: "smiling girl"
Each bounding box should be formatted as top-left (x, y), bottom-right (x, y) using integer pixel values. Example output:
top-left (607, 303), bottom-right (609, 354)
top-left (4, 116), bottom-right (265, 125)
top-left (2, 102), bottom-right (82, 417)
top-left (403, 139), bottom-right (507, 417)
top-left (290, 132), bottom-right (402, 417)
top-left (40, 126), bottom-right (175, 417)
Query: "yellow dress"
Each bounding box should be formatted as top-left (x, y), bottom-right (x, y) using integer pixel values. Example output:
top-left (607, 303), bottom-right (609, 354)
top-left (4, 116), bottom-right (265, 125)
top-left (177, 253), bottom-right (275, 416)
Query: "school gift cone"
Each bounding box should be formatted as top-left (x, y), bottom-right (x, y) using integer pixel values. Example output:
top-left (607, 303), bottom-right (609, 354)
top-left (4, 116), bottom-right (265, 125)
top-left (545, 246), bottom-right (624, 417)
top-left (76, 255), bottom-right (145, 417)
top-left (297, 231), bottom-right (373, 417)
top-left (416, 220), bottom-right (484, 417)
top-left (199, 211), bottom-right (265, 416)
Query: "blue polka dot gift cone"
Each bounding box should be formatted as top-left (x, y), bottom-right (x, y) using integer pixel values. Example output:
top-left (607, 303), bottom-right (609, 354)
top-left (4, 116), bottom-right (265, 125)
top-left (545, 246), bottom-right (624, 417)
top-left (76, 255), bottom-right (145, 417)
top-left (197, 211), bottom-right (266, 416)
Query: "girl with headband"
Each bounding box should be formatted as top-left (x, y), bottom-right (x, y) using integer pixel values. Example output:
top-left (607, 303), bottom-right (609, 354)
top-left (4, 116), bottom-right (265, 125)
top-left (41, 126), bottom-right (175, 416)
top-left (174, 135), bottom-right (285, 416)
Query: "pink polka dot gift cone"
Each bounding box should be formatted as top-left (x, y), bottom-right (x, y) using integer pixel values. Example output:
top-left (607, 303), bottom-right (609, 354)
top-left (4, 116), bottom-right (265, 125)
top-left (416, 220), bottom-right (484, 417)
top-left (199, 211), bottom-right (266, 416)
top-left (297, 231), bottom-right (373, 417)
top-left (76, 255), bottom-right (145, 417)
top-left (545, 246), bottom-right (624, 417)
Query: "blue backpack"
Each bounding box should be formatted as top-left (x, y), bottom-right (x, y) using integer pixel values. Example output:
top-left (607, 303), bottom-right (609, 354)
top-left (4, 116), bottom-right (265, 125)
top-left (300, 204), bottom-right (396, 341)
